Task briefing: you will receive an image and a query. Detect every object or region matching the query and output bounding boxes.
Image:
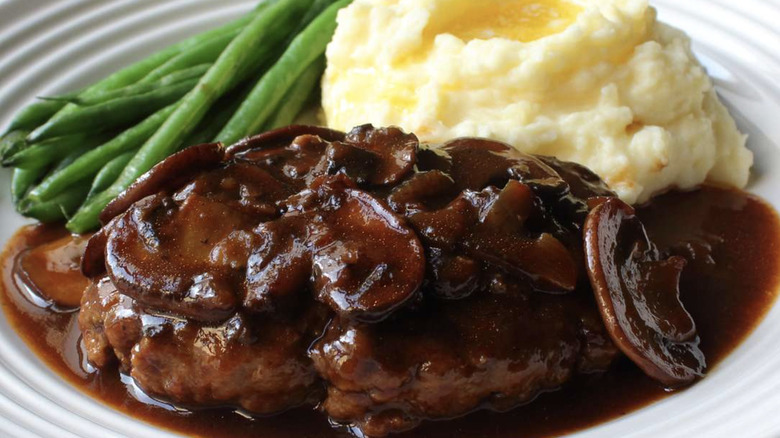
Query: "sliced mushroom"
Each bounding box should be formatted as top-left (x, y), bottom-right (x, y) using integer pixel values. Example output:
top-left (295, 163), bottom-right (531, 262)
top-left (224, 125), bottom-right (345, 158)
top-left (476, 180), bottom-right (535, 234)
top-left (415, 146), bottom-right (452, 173)
top-left (538, 156), bottom-right (615, 200)
top-left (344, 124), bottom-right (418, 185)
top-left (244, 215), bottom-right (312, 313)
top-left (82, 226), bottom-right (108, 277)
top-left (173, 162), bottom-right (292, 219)
top-left (408, 180), bottom-right (577, 293)
top-left (386, 170), bottom-right (457, 216)
top-left (584, 197), bottom-right (705, 386)
top-left (99, 153), bottom-right (295, 322)
top-left (318, 140), bottom-right (380, 186)
top-left (408, 196), bottom-right (474, 251)
top-left (232, 133), bottom-right (331, 188)
top-left (100, 142), bottom-right (225, 225)
top-left (441, 138), bottom-right (564, 193)
top-left (440, 138), bottom-right (611, 238)
top-left (466, 181), bottom-right (578, 293)
top-left (468, 231), bottom-right (577, 293)
top-left (535, 155), bottom-right (618, 226)
top-left (307, 176), bottom-right (425, 321)
top-left (105, 193), bottom-right (249, 322)
top-left (427, 248), bottom-right (481, 300)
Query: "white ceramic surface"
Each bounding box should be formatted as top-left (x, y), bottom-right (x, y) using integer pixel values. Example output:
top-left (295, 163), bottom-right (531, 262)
top-left (0, 1), bottom-right (779, 437)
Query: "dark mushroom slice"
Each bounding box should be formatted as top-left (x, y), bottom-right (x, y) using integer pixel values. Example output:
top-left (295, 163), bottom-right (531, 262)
top-left (584, 197), bottom-right (705, 386)
top-left (408, 195), bottom-right (474, 251)
top-left (344, 124), bottom-right (418, 185)
top-left (100, 142), bottom-right (224, 225)
top-left (475, 179), bottom-right (535, 233)
top-left (224, 125), bottom-right (345, 158)
top-left (99, 157), bottom-right (293, 318)
top-left (538, 155), bottom-right (615, 200)
top-left (386, 170), bottom-right (458, 216)
top-left (415, 145), bottom-right (452, 173)
top-left (535, 155), bottom-right (618, 226)
top-left (427, 248), bottom-right (482, 300)
top-left (441, 138), bottom-right (565, 193)
top-left (409, 180), bottom-right (578, 293)
top-left (244, 214), bottom-right (312, 313)
top-left (307, 176), bottom-right (426, 321)
top-left (400, 183), bottom-right (483, 300)
top-left (466, 181), bottom-right (578, 292)
top-left (232, 133), bottom-right (332, 189)
top-left (468, 230), bottom-right (577, 293)
top-left (82, 226), bottom-right (109, 278)
top-left (440, 138), bottom-right (610, 238)
top-left (317, 140), bottom-right (380, 186)
top-left (173, 161), bottom-right (293, 218)
top-left (105, 192), bottom-right (254, 322)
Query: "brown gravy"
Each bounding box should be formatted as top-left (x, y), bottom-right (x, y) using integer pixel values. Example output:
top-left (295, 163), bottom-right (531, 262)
top-left (1, 185), bottom-right (779, 438)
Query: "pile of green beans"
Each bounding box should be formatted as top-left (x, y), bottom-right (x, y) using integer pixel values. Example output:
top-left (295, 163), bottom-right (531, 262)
top-left (1, 0), bottom-right (351, 233)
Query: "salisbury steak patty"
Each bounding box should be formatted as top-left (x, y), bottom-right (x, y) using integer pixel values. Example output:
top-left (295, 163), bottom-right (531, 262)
top-left (310, 281), bottom-right (616, 436)
top-left (79, 124), bottom-right (703, 436)
top-left (79, 276), bottom-right (329, 413)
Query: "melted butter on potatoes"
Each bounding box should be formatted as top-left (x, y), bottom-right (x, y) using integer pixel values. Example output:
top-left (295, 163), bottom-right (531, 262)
top-left (322, 0), bottom-right (752, 204)
top-left (427, 0), bottom-right (582, 42)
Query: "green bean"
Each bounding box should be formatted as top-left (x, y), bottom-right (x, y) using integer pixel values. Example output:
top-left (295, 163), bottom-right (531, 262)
top-left (11, 167), bottom-right (47, 206)
top-left (253, 0), bottom-right (330, 127)
top-left (68, 0), bottom-right (311, 234)
top-left (4, 3), bottom-right (265, 137)
top-left (5, 101), bottom-right (67, 133)
top-left (3, 134), bottom-right (92, 169)
top-left (182, 96), bottom-right (242, 147)
top-left (78, 8), bottom-right (260, 96)
top-left (28, 79), bottom-right (196, 142)
top-left (137, 33), bottom-right (237, 85)
top-left (181, 77), bottom-right (260, 147)
top-left (36, 89), bottom-right (80, 102)
top-left (35, 96), bottom-right (77, 104)
top-left (266, 57), bottom-right (323, 129)
top-left (71, 64), bottom-right (211, 106)
top-left (0, 130), bottom-right (29, 163)
top-left (217, 0), bottom-right (350, 144)
top-left (18, 181), bottom-right (91, 222)
top-left (115, 0), bottom-right (306, 170)
top-left (53, 145), bottom-right (91, 174)
top-left (86, 150), bottom-right (136, 201)
top-left (44, 141), bottom-right (93, 177)
top-left (216, 0), bottom-right (331, 119)
top-left (27, 103), bottom-right (177, 202)
top-left (66, 189), bottom-right (111, 232)
top-left (288, 0), bottom-right (334, 42)
top-left (16, 143), bottom-right (93, 218)
top-left (13, 6), bottom-right (261, 139)
top-left (138, 1), bottom-right (282, 87)
top-left (4, 23), bottom-right (217, 134)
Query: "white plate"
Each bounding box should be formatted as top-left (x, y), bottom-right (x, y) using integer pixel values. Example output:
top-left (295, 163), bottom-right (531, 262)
top-left (0, 1), bottom-right (779, 437)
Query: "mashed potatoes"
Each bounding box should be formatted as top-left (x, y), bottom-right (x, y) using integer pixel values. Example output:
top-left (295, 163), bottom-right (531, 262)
top-left (322, 0), bottom-right (752, 204)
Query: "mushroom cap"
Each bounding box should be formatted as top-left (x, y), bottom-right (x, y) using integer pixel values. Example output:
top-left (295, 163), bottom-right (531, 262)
top-left (344, 124), bottom-right (418, 186)
top-left (100, 142), bottom-right (225, 225)
top-left (584, 197), bottom-right (706, 386)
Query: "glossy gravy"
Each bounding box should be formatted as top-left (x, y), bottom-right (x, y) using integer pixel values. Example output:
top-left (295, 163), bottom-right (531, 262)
top-left (1, 186), bottom-right (779, 438)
